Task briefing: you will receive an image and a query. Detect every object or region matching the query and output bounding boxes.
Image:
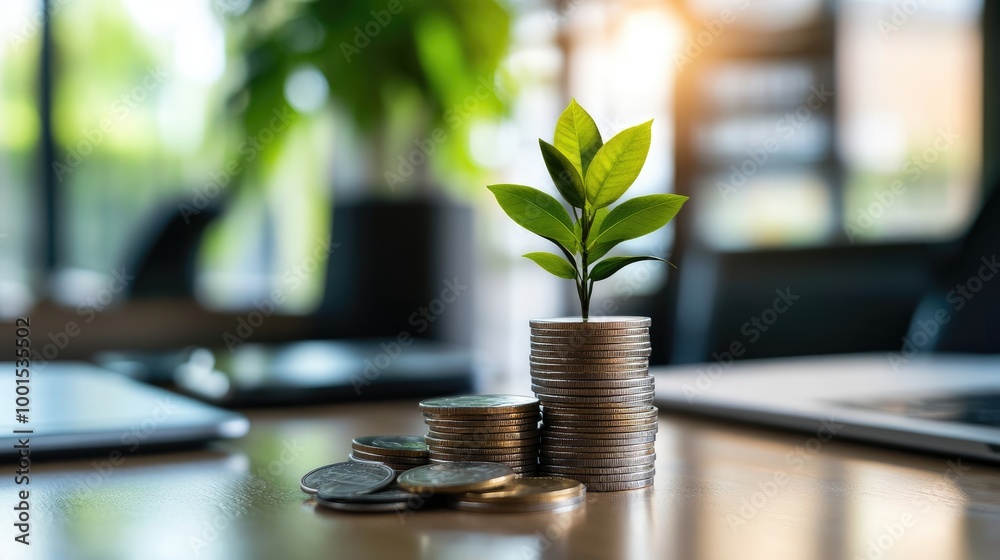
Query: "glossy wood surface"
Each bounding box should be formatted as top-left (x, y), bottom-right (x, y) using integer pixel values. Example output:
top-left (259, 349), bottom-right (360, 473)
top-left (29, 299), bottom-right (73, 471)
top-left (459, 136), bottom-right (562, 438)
top-left (5, 399), bottom-right (1000, 560)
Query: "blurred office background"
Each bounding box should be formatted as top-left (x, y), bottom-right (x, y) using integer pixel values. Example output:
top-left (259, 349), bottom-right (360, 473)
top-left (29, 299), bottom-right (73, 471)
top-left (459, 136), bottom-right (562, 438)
top-left (0, 0), bottom-right (990, 392)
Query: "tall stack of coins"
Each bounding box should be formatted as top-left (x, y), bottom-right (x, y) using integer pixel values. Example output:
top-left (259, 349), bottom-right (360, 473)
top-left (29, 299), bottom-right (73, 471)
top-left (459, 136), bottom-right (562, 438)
top-left (419, 395), bottom-right (541, 476)
top-left (349, 435), bottom-right (429, 475)
top-left (530, 316), bottom-right (657, 491)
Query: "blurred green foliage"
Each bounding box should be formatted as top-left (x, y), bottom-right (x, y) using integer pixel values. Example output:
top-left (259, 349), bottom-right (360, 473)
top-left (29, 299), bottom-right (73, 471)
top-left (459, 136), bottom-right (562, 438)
top-left (231, 0), bottom-right (511, 195)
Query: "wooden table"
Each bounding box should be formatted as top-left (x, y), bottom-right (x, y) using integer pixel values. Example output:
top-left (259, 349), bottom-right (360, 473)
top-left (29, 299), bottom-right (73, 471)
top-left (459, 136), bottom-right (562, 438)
top-left (7, 399), bottom-right (1000, 560)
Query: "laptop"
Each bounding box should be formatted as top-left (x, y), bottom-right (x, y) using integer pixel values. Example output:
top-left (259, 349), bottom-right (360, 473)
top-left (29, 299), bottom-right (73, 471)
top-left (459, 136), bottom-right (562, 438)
top-left (0, 362), bottom-right (249, 458)
top-left (654, 352), bottom-right (1000, 462)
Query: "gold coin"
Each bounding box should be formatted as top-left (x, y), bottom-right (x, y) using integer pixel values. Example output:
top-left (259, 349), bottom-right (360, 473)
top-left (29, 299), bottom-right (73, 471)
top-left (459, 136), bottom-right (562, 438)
top-left (454, 476), bottom-right (584, 504)
top-left (449, 494), bottom-right (585, 513)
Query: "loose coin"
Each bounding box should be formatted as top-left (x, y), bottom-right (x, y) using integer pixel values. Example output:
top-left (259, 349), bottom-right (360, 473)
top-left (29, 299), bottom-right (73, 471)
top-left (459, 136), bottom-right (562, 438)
top-left (419, 395), bottom-right (539, 416)
top-left (351, 435), bottom-right (429, 458)
top-left (397, 462), bottom-right (515, 493)
top-left (316, 485), bottom-right (416, 505)
top-left (299, 461), bottom-right (395, 496)
top-left (454, 476), bottom-right (584, 504)
top-left (449, 494), bottom-right (585, 513)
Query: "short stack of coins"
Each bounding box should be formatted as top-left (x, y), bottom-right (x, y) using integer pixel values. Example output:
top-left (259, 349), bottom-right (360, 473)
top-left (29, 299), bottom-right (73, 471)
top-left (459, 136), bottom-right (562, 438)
top-left (530, 316), bottom-right (657, 491)
top-left (350, 435), bottom-right (429, 475)
top-left (419, 395), bottom-right (541, 476)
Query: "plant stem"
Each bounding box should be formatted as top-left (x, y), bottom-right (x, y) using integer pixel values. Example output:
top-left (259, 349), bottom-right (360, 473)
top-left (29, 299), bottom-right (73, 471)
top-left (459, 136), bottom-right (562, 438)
top-left (580, 209), bottom-right (592, 320)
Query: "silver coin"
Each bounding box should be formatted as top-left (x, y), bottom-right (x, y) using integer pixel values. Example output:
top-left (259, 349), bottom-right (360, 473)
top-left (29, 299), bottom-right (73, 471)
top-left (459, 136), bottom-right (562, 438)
top-left (531, 327), bottom-right (649, 337)
top-left (539, 447), bottom-right (655, 459)
top-left (559, 469), bottom-right (655, 483)
top-left (300, 462), bottom-right (395, 496)
top-left (530, 364), bottom-right (649, 375)
top-left (419, 395), bottom-right (539, 416)
top-left (541, 422), bottom-right (657, 434)
top-left (397, 462), bottom-right (515, 493)
top-left (531, 385), bottom-right (653, 397)
top-left (427, 429), bottom-right (541, 441)
top-left (531, 377), bottom-right (653, 389)
top-left (539, 463), bottom-right (654, 475)
top-left (540, 455), bottom-right (657, 468)
top-left (529, 317), bottom-right (651, 329)
top-left (530, 341), bottom-right (651, 351)
top-left (351, 435), bottom-right (429, 457)
top-left (318, 500), bottom-right (410, 512)
top-left (316, 485), bottom-right (416, 504)
top-left (541, 434), bottom-right (656, 447)
top-left (426, 423), bottom-right (539, 435)
top-left (529, 334), bottom-right (650, 345)
top-left (530, 356), bottom-right (649, 365)
top-left (583, 478), bottom-right (654, 492)
top-left (542, 406), bottom-right (658, 421)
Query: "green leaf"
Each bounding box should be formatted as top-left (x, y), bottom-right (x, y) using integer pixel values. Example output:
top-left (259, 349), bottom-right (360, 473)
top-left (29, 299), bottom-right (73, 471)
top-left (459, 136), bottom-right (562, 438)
top-left (523, 252), bottom-right (577, 279)
top-left (539, 139), bottom-right (586, 208)
top-left (589, 194), bottom-right (688, 249)
top-left (487, 184), bottom-right (577, 249)
top-left (585, 120), bottom-right (653, 208)
top-left (554, 99), bottom-right (603, 178)
top-left (590, 256), bottom-right (667, 282)
top-left (588, 241), bottom-right (615, 263)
